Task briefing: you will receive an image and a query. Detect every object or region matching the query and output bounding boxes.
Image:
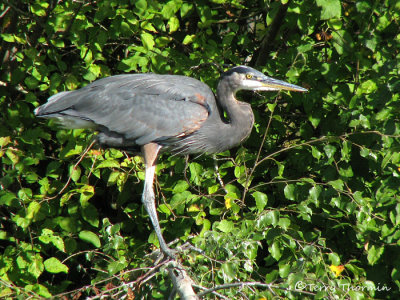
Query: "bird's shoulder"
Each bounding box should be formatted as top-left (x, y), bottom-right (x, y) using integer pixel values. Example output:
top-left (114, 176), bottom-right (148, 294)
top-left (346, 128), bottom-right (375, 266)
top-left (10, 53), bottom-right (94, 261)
top-left (67, 74), bottom-right (214, 144)
top-left (84, 73), bottom-right (216, 109)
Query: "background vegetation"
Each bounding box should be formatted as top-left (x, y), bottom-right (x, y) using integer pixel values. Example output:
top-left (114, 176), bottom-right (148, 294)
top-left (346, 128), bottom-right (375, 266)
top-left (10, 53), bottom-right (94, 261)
top-left (1, 0), bottom-right (400, 298)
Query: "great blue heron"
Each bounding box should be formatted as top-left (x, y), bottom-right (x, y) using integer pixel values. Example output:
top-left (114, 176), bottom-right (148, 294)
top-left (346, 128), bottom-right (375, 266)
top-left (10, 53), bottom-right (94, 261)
top-left (35, 65), bottom-right (307, 257)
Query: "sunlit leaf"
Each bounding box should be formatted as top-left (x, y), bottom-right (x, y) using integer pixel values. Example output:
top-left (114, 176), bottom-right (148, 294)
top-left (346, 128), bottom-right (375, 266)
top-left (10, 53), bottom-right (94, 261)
top-left (252, 191), bottom-right (268, 212)
top-left (316, 0), bottom-right (341, 20)
top-left (79, 230), bottom-right (101, 248)
top-left (44, 257), bottom-right (69, 274)
top-left (141, 33), bottom-right (155, 50)
top-left (216, 220), bottom-right (234, 233)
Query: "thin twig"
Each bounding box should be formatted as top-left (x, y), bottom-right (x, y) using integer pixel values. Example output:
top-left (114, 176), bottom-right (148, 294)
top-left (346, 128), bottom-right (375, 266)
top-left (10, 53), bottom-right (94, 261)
top-left (50, 139), bottom-right (96, 198)
top-left (0, 6), bottom-right (10, 18)
top-left (242, 96), bottom-right (278, 202)
top-left (213, 154), bottom-right (228, 193)
top-left (192, 284), bottom-right (230, 299)
top-left (256, 135), bottom-right (330, 167)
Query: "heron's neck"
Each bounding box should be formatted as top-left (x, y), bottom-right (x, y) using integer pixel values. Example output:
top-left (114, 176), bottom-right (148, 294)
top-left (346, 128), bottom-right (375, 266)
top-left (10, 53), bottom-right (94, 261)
top-left (216, 81), bottom-right (254, 144)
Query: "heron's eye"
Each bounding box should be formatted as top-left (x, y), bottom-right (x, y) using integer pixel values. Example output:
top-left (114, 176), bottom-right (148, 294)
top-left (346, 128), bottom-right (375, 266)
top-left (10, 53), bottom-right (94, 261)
top-left (246, 74), bottom-right (253, 79)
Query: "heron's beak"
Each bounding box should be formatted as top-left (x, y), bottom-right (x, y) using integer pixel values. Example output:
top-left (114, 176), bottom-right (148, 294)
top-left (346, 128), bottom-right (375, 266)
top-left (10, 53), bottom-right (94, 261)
top-left (260, 76), bottom-right (308, 92)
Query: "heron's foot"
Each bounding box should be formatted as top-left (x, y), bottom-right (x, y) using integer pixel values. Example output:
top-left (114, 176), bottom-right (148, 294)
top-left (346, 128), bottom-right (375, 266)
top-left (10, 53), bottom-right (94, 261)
top-left (147, 245), bottom-right (178, 261)
top-left (160, 245), bottom-right (178, 259)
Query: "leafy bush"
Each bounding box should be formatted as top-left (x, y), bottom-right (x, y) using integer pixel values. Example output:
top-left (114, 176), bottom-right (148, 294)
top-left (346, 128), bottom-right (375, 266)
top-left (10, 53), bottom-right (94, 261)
top-left (1, 0), bottom-right (399, 298)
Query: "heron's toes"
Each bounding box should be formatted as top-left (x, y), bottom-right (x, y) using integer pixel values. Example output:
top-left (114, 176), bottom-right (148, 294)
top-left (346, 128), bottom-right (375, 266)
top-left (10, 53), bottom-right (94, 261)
top-left (161, 246), bottom-right (178, 259)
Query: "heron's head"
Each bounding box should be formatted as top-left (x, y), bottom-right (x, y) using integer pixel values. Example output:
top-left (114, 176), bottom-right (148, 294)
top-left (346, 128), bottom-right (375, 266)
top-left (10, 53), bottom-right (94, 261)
top-left (221, 65), bottom-right (308, 93)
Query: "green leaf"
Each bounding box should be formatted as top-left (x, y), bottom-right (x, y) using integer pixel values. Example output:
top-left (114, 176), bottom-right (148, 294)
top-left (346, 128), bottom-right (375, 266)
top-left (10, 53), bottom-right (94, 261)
top-left (328, 179), bottom-right (344, 191)
top-left (284, 184), bottom-right (296, 201)
top-left (6, 149), bottom-right (20, 164)
top-left (200, 219), bottom-right (211, 236)
top-left (303, 245), bottom-right (315, 258)
top-left (15, 215), bottom-right (30, 229)
top-left (79, 185), bottom-right (95, 204)
top-left (269, 240), bottom-right (282, 261)
top-left (208, 184), bottom-right (219, 194)
top-left (348, 290), bottom-right (366, 300)
top-left (60, 191), bottom-right (74, 206)
top-left (108, 261), bottom-right (127, 275)
top-left (257, 211), bottom-right (279, 229)
top-left (18, 188), bottom-right (33, 202)
top-left (168, 17), bottom-right (180, 33)
top-left (331, 30), bottom-right (345, 55)
top-left (55, 217), bottom-right (78, 233)
top-left (265, 270), bottom-right (279, 283)
top-left (134, 0), bottom-right (147, 13)
top-left (1, 33), bottom-right (16, 42)
top-left (141, 33), bottom-right (155, 50)
top-left (356, 1), bottom-right (371, 13)
top-left (0, 136), bottom-right (11, 147)
top-left (278, 218), bottom-right (290, 230)
top-left (189, 162), bottom-right (203, 185)
top-left (234, 165), bottom-right (246, 179)
top-left (69, 165), bottom-right (81, 182)
top-left (65, 74), bottom-right (79, 90)
top-left (81, 203), bottom-right (99, 227)
top-left (25, 76), bottom-right (39, 89)
top-left (161, 0), bottom-right (181, 19)
top-left (311, 146), bottom-right (322, 160)
top-left (25, 284), bottom-right (51, 298)
top-left (180, 3), bottom-right (193, 17)
top-left (44, 257), bottom-right (69, 274)
top-left (358, 80), bottom-right (378, 94)
top-left (324, 144), bottom-right (336, 159)
top-left (31, 2), bottom-right (48, 16)
top-left (28, 254), bottom-right (44, 279)
top-left (267, 102), bottom-right (276, 112)
top-left (220, 262), bottom-right (236, 282)
top-left (26, 201), bottom-right (41, 222)
top-left (316, 0), bottom-right (341, 20)
top-left (339, 165), bottom-right (354, 178)
top-left (107, 171), bottom-right (121, 186)
top-left (328, 252), bottom-right (341, 265)
top-left (0, 192), bottom-right (17, 206)
top-left (96, 159), bottom-right (120, 169)
top-left (39, 229), bottom-right (65, 252)
top-left (375, 108), bottom-right (392, 121)
top-left (216, 220), bottom-right (234, 233)
top-left (173, 180), bottom-right (189, 193)
top-left (182, 34), bottom-right (196, 45)
top-left (225, 184), bottom-right (241, 199)
top-left (367, 245), bottom-right (384, 265)
top-left (79, 230), bottom-right (101, 248)
top-left (252, 191), bottom-right (268, 211)
top-left (279, 263), bottom-right (290, 278)
top-left (309, 186), bottom-right (321, 203)
top-left (170, 190), bottom-right (193, 213)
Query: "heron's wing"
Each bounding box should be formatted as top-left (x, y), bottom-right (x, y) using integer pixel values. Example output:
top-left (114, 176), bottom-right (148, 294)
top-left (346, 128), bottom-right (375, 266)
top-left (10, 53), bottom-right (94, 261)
top-left (35, 74), bottom-right (216, 147)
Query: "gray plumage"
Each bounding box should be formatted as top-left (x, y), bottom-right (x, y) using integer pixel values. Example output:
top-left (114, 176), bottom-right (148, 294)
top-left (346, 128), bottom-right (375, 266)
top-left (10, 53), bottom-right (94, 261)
top-left (35, 65), bottom-right (307, 257)
top-left (35, 74), bottom-right (211, 151)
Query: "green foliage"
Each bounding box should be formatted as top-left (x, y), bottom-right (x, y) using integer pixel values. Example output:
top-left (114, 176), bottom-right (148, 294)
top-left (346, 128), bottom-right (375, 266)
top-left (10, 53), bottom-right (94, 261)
top-left (1, 0), bottom-right (400, 298)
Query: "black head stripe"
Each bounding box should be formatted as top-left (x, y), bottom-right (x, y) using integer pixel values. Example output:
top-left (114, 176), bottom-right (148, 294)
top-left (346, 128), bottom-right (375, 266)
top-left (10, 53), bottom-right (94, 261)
top-left (221, 65), bottom-right (264, 79)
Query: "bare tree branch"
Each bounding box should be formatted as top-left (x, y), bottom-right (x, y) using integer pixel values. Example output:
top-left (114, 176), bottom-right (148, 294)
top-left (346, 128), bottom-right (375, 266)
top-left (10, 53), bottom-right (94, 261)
top-left (251, 0), bottom-right (291, 67)
top-left (167, 261), bottom-right (198, 300)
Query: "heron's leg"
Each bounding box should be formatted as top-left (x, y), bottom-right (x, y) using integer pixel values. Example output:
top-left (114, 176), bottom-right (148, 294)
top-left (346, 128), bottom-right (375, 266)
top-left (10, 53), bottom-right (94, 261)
top-left (142, 143), bottom-right (176, 258)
